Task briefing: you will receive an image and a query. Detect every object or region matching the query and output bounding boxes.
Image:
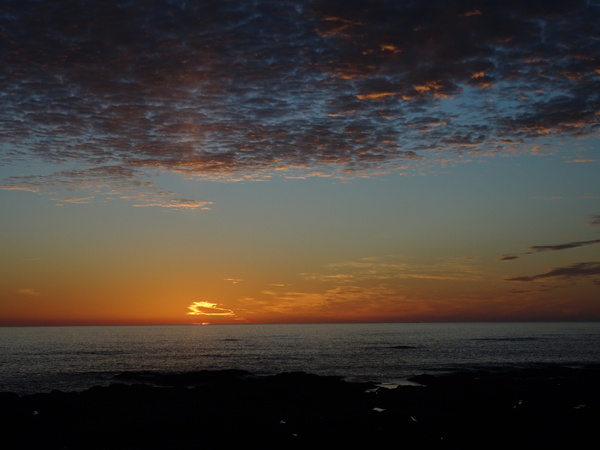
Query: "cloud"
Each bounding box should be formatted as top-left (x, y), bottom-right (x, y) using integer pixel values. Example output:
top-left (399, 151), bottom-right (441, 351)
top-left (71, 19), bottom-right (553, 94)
top-left (500, 215), bottom-right (600, 287)
top-left (1, 0), bottom-right (599, 204)
top-left (132, 197), bottom-right (212, 210)
top-left (16, 288), bottom-right (41, 296)
top-left (589, 214), bottom-right (600, 226)
top-left (304, 255), bottom-right (484, 283)
top-left (56, 196), bottom-right (95, 205)
top-left (186, 301), bottom-right (236, 316)
top-left (0, 185), bottom-right (40, 193)
top-left (505, 262), bottom-right (600, 283)
top-left (259, 285), bottom-right (401, 316)
top-left (501, 215), bottom-right (600, 261)
top-left (526, 239), bottom-right (600, 253)
top-left (499, 254), bottom-right (519, 261)
top-left (1, 165), bottom-right (212, 209)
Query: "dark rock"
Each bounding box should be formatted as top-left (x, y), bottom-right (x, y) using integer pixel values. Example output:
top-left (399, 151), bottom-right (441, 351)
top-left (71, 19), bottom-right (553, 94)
top-left (0, 367), bottom-right (598, 449)
top-left (113, 368), bottom-right (252, 386)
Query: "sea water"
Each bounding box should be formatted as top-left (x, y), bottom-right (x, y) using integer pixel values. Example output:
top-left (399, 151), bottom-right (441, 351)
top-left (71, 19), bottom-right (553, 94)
top-left (1, 322), bottom-right (599, 394)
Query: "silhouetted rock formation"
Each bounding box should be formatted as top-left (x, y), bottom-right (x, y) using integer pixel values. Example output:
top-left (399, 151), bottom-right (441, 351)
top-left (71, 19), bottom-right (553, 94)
top-left (1, 367), bottom-right (599, 449)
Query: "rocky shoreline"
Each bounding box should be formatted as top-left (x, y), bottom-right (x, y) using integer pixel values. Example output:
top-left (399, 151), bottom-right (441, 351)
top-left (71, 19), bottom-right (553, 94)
top-left (2, 366), bottom-right (599, 449)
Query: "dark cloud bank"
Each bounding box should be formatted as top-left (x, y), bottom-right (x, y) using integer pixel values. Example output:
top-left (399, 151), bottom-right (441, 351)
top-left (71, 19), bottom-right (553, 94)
top-left (1, 0), bottom-right (599, 202)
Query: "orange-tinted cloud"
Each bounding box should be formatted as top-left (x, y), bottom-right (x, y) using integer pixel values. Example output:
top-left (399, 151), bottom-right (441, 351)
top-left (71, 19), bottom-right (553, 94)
top-left (16, 288), bottom-right (41, 296)
top-left (186, 301), bottom-right (236, 317)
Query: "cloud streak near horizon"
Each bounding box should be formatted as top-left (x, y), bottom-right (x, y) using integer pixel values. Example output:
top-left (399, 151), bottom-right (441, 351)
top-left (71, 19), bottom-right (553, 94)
top-left (501, 216), bottom-right (600, 286)
top-left (2, 0), bottom-right (599, 206)
top-left (506, 262), bottom-right (600, 284)
top-left (500, 237), bottom-right (600, 260)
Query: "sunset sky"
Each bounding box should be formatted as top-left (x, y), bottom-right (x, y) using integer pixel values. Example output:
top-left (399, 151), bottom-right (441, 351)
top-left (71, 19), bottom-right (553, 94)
top-left (1, 0), bottom-right (599, 326)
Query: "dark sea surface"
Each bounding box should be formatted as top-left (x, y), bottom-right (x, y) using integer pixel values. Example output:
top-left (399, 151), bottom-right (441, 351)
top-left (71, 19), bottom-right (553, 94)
top-left (1, 322), bottom-right (599, 394)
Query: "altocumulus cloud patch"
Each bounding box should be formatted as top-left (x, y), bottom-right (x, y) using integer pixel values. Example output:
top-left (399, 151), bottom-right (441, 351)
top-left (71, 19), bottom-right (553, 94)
top-left (1, 0), bottom-right (599, 205)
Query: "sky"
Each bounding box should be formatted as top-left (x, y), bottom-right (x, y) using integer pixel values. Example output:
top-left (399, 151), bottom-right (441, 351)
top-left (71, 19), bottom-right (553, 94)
top-left (1, 0), bottom-right (599, 326)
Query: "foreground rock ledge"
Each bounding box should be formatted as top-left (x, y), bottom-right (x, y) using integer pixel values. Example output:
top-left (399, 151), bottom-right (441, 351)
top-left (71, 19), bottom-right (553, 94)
top-left (1, 367), bottom-right (599, 449)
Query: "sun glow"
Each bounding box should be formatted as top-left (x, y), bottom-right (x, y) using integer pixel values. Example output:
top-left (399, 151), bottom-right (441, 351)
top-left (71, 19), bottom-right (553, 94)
top-left (186, 301), bottom-right (236, 316)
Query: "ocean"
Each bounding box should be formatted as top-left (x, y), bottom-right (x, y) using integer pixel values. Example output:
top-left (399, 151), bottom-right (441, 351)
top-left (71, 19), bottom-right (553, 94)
top-left (1, 322), bottom-right (599, 394)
